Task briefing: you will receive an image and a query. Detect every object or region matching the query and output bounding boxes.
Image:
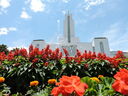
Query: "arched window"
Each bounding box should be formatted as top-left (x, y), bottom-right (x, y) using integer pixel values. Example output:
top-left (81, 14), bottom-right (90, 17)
top-left (100, 42), bottom-right (104, 53)
top-left (36, 44), bottom-right (40, 48)
top-left (61, 45), bottom-right (77, 56)
top-left (93, 47), bottom-right (95, 52)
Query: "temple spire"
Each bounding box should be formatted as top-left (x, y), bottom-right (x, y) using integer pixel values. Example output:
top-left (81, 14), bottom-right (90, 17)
top-left (67, 13), bottom-right (71, 43)
top-left (64, 12), bottom-right (75, 43)
top-left (58, 12), bottom-right (79, 44)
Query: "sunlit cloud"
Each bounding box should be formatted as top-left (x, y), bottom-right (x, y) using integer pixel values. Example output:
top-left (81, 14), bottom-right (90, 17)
top-left (84, 0), bottom-right (105, 10)
top-left (0, 27), bottom-right (17, 35)
top-left (20, 10), bottom-right (31, 19)
top-left (8, 46), bottom-right (28, 51)
top-left (62, 0), bottom-right (70, 3)
top-left (62, 10), bottom-right (66, 15)
top-left (0, 0), bottom-right (11, 14)
top-left (27, 0), bottom-right (46, 12)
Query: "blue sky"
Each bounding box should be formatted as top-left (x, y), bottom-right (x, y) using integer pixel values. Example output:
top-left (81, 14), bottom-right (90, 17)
top-left (0, 0), bottom-right (128, 51)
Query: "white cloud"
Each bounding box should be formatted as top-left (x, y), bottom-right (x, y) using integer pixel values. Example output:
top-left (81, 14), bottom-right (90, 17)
top-left (0, 28), bottom-right (8, 35)
top-left (0, 0), bottom-right (11, 13)
top-left (8, 46), bottom-right (28, 51)
top-left (45, 0), bottom-right (70, 3)
top-left (27, 0), bottom-right (45, 12)
top-left (8, 27), bottom-right (17, 31)
top-left (57, 19), bottom-right (60, 23)
top-left (20, 10), bottom-right (31, 19)
top-left (62, 0), bottom-right (70, 3)
top-left (0, 27), bottom-right (17, 35)
top-left (62, 10), bottom-right (66, 15)
top-left (45, 0), bottom-right (57, 3)
top-left (0, 0), bottom-right (10, 8)
top-left (84, 0), bottom-right (105, 10)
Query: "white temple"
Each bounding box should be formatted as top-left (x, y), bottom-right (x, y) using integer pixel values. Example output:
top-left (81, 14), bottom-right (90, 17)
top-left (31, 13), bottom-right (128, 57)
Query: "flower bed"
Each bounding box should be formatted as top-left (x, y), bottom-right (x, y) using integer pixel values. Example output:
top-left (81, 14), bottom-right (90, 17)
top-left (0, 45), bottom-right (128, 96)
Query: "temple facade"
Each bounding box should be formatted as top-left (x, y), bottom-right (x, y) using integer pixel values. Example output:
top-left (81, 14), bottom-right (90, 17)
top-left (31, 13), bottom-right (128, 57)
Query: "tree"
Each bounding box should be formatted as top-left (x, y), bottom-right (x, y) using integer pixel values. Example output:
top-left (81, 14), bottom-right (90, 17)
top-left (0, 44), bottom-right (9, 54)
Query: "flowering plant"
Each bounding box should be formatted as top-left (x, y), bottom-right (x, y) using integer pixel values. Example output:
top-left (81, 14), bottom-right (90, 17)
top-left (0, 45), bottom-right (127, 95)
top-left (0, 77), bottom-right (5, 83)
top-left (48, 79), bottom-right (56, 84)
top-left (51, 76), bottom-right (88, 96)
top-left (30, 81), bottom-right (39, 86)
top-left (81, 76), bottom-right (117, 96)
top-left (112, 69), bottom-right (128, 95)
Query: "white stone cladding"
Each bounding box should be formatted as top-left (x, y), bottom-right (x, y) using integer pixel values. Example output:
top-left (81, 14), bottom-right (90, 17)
top-left (92, 37), bottom-right (110, 56)
top-left (31, 39), bottom-right (46, 50)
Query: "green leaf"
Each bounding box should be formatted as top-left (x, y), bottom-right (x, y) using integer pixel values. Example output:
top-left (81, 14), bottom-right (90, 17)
top-left (0, 92), bottom-right (2, 96)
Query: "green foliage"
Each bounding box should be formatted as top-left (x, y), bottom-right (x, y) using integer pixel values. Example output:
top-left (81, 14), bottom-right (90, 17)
top-left (4, 57), bottom-right (45, 94)
top-left (0, 83), bottom-right (11, 95)
top-left (81, 76), bottom-right (123, 96)
top-left (0, 49), bottom-right (127, 95)
top-left (85, 59), bottom-right (118, 77)
top-left (59, 59), bottom-right (87, 77)
top-left (32, 87), bottom-right (51, 96)
top-left (0, 56), bottom-right (62, 94)
top-left (118, 59), bottom-right (128, 70)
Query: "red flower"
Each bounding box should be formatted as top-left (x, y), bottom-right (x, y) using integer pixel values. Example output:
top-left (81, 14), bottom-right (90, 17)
top-left (32, 58), bottom-right (39, 63)
top-left (45, 45), bottom-right (50, 51)
top-left (45, 45), bottom-right (50, 54)
top-left (112, 69), bottom-right (128, 95)
top-left (44, 62), bottom-right (49, 66)
top-left (42, 54), bottom-right (47, 60)
top-left (65, 57), bottom-right (74, 63)
top-left (7, 51), bottom-right (14, 60)
top-left (20, 48), bottom-right (28, 57)
top-left (14, 49), bottom-right (20, 56)
top-left (29, 45), bottom-right (33, 52)
top-left (84, 64), bottom-right (88, 69)
top-left (58, 52), bottom-right (62, 59)
top-left (74, 56), bottom-right (83, 64)
top-left (76, 49), bottom-right (81, 57)
top-left (63, 48), bottom-right (69, 56)
top-left (114, 50), bottom-right (125, 59)
top-left (0, 52), bottom-right (6, 61)
top-left (91, 52), bottom-right (96, 59)
top-left (29, 48), bottom-right (40, 59)
top-left (107, 58), bottom-right (120, 67)
top-left (51, 76), bottom-right (88, 96)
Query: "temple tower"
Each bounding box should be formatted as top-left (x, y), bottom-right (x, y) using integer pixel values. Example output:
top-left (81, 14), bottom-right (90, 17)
top-left (59, 12), bottom-right (79, 44)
